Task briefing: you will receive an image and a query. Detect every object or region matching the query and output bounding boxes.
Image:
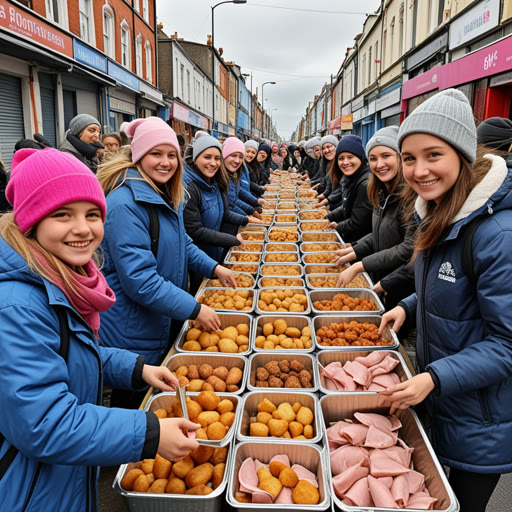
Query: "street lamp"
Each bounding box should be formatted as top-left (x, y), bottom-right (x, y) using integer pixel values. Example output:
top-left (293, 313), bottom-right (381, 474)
top-left (211, 0), bottom-right (247, 137)
top-left (261, 81), bottom-right (275, 138)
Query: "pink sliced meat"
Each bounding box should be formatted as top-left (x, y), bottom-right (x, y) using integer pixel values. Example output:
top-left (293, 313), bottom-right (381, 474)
top-left (405, 470), bottom-right (426, 494)
top-left (327, 422), bottom-right (349, 448)
top-left (370, 355), bottom-right (400, 377)
top-left (324, 377), bottom-right (342, 391)
top-left (323, 363), bottom-right (357, 391)
top-left (238, 458), bottom-right (274, 501)
top-left (364, 425), bottom-right (397, 449)
top-left (340, 422), bottom-right (369, 446)
top-left (274, 486), bottom-right (294, 504)
top-left (291, 464), bottom-right (318, 488)
top-left (354, 412), bottom-right (393, 433)
top-left (369, 454), bottom-right (410, 477)
top-left (406, 492), bottom-right (438, 510)
top-left (391, 473), bottom-right (410, 507)
top-left (342, 477), bottom-right (373, 507)
top-left (332, 461), bottom-right (369, 497)
top-left (270, 454), bottom-right (290, 467)
top-left (330, 445), bottom-right (369, 475)
top-left (378, 476), bottom-right (394, 489)
top-left (367, 382), bottom-right (387, 391)
top-left (372, 372), bottom-right (401, 388)
top-left (355, 351), bottom-right (388, 367)
top-left (367, 475), bottom-right (399, 509)
top-left (253, 459), bottom-right (266, 473)
top-left (252, 491), bottom-right (274, 504)
top-left (344, 360), bottom-right (372, 388)
top-left (378, 446), bottom-right (414, 467)
top-left (390, 416), bottom-right (402, 431)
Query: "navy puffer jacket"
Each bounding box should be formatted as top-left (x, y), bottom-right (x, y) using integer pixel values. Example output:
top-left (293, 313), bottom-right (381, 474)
top-left (402, 155), bottom-right (512, 473)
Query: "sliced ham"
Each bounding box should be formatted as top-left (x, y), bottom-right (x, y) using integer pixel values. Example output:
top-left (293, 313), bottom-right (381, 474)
top-left (340, 422), bottom-right (369, 446)
top-left (369, 454), bottom-right (410, 477)
top-left (364, 425), bottom-right (397, 449)
top-left (322, 363), bottom-right (357, 391)
top-left (330, 445), bottom-right (369, 475)
top-left (355, 351), bottom-right (388, 367)
top-left (327, 423), bottom-right (348, 448)
top-left (253, 459), bottom-right (266, 473)
top-left (238, 458), bottom-right (274, 502)
top-left (291, 464), bottom-right (319, 488)
top-left (378, 476), bottom-right (394, 489)
top-left (354, 412), bottom-right (393, 433)
top-left (391, 473), bottom-right (410, 507)
top-left (367, 382), bottom-right (387, 391)
top-left (372, 446), bottom-right (413, 468)
top-left (252, 491), bottom-right (274, 504)
top-left (367, 475), bottom-right (399, 508)
top-left (344, 360), bottom-right (372, 388)
top-left (390, 416), bottom-right (402, 431)
top-left (405, 470), bottom-right (426, 494)
top-left (270, 454), bottom-right (290, 467)
top-left (274, 486), bottom-right (293, 504)
top-left (342, 477), bottom-right (373, 507)
top-left (370, 355), bottom-right (400, 377)
top-left (332, 461), bottom-right (369, 497)
top-left (406, 492), bottom-right (438, 510)
top-left (372, 372), bottom-right (401, 388)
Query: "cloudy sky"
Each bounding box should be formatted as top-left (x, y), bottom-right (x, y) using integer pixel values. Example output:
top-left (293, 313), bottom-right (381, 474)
top-left (157, 0), bottom-right (382, 140)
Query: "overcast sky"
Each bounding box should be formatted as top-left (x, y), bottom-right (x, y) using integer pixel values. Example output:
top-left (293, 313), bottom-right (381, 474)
top-left (156, 0), bottom-right (382, 140)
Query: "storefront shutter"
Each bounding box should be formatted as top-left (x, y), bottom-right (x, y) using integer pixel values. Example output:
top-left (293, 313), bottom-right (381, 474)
top-left (0, 72), bottom-right (25, 172)
top-left (39, 73), bottom-right (57, 149)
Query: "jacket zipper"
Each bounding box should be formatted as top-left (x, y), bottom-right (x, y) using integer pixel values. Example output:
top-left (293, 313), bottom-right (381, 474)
top-left (421, 249), bottom-right (432, 370)
top-left (477, 389), bottom-right (491, 425)
top-left (22, 463), bottom-right (42, 511)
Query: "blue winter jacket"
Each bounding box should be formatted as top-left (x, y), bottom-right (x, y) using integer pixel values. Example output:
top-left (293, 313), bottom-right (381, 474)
top-left (402, 155), bottom-right (512, 473)
top-left (0, 237), bottom-right (150, 511)
top-left (240, 164), bottom-right (254, 195)
top-left (227, 175), bottom-right (259, 216)
top-left (100, 168), bottom-right (217, 365)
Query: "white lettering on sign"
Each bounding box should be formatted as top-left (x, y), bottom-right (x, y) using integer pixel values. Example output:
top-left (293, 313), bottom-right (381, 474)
top-left (484, 50), bottom-right (498, 71)
top-left (8, 6), bottom-right (65, 48)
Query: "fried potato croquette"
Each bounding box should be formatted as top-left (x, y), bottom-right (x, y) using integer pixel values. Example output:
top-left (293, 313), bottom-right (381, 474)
top-left (217, 399), bottom-right (234, 415)
top-left (165, 476), bottom-right (187, 494)
top-left (121, 468), bottom-right (145, 491)
top-left (172, 455), bottom-right (194, 479)
top-left (218, 338), bottom-right (238, 353)
top-left (258, 474), bottom-right (283, 499)
top-left (268, 419), bottom-right (289, 437)
top-left (185, 485), bottom-right (213, 495)
top-left (210, 447), bottom-right (228, 465)
top-left (212, 463), bottom-right (226, 490)
top-left (185, 462), bottom-right (214, 489)
top-left (187, 379), bottom-right (204, 392)
top-left (220, 412), bottom-right (236, 428)
top-left (279, 468), bottom-right (299, 488)
top-left (275, 402), bottom-right (296, 423)
top-left (257, 398), bottom-right (277, 413)
top-left (292, 480), bottom-right (320, 505)
top-left (186, 328), bottom-right (202, 341)
top-left (269, 461), bottom-right (289, 477)
top-left (141, 459), bottom-right (155, 474)
top-left (133, 474), bottom-right (151, 492)
top-left (148, 478), bottom-right (167, 493)
top-left (273, 319), bottom-right (288, 335)
top-left (153, 454), bottom-right (172, 479)
top-left (296, 406), bottom-right (314, 426)
top-left (197, 411), bottom-right (221, 428)
top-left (182, 340), bottom-right (201, 351)
top-left (190, 445), bottom-right (215, 465)
top-left (225, 367), bottom-right (243, 385)
top-left (197, 391), bottom-right (220, 411)
top-left (250, 422), bottom-right (269, 437)
top-left (207, 421), bottom-right (227, 440)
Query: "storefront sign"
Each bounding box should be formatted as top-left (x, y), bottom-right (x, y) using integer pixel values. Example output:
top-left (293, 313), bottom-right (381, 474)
top-left (402, 67), bottom-right (442, 99)
top-left (171, 101), bottom-right (209, 130)
top-left (341, 104), bottom-right (352, 116)
top-left (376, 87), bottom-right (401, 111)
top-left (342, 114), bottom-right (353, 124)
top-left (109, 97), bottom-right (135, 115)
top-left (108, 61), bottom-right (140, 91)
top-left (449, 0), bottom-right (500, 50)
top-left (490, 70), bottom-right (512, 87)
top-left (351, 95), bottom-right (364, 111)
top-left (328, 116), bottom-right (342, 131)
top-left (352, 108), bottom-right (363, 123)
top-left (0, 0), bottom-right (73, 57)
top-left (73, 39), bottom-right (107, 73)
top-left (139, 81), bottom-right (164, 105)
top-left (406, 32), bottom-right (448, 71)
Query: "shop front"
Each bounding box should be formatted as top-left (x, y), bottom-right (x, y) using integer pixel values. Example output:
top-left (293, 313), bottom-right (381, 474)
top-left (375, 84), bottom-right (401, 128)
top-left (328, 116), bottom-right (341, 136)
top-left (170, 100), bottom-right (210, 145)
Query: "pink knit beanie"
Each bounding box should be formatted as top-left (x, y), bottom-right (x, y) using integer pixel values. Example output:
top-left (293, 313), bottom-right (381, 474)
top-left (6, 148), bottom-right (106, 233)
top-left (222, 137), bottom-right (245, 159)
top-left (123, 117), bottom-right (180, 163)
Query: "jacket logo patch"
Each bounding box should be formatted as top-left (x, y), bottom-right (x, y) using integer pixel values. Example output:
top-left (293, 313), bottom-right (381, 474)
top-left (438, 262), bottom-right (456, 283)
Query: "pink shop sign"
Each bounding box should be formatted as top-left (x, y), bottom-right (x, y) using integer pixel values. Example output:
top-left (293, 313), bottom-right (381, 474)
top-left (443, 35), bottom-right (512, 88)
top-left (402, 67), bottom-right (445, 100)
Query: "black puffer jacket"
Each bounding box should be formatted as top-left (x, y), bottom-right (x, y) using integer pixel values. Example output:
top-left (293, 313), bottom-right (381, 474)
top-left (58, 132), bottom-right (98, 173)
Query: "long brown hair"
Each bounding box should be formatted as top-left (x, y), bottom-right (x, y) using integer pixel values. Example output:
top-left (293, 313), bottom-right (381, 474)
top-left (96, 146), bottom-right (184, 209)
top-left (329, 158), bottom-right (342, 188)
top-left (367, 150), bottom-right (404, 209)
top-left (193, 147), bottom-right (229, 192)
top-left (403, 147), bottom-right (492, 262)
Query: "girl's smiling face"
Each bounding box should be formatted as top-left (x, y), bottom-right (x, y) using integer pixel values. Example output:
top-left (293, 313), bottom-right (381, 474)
top-left (195, 148), bottom-right (221, 178)
top-left (224, 152), bottom-right (244, 173)
top-left (401, 134), bottom-right (461, 203)
top-left (368, 146), bottom-right (399, 185)
top-left (79, 124), bottom-right (101, 144)
top-left (245, 147), bottom-right (257, 162)
top-left (35, 201), bottom-right (103, 268)
top-left (140, 145), bottom-right (179, 185)
top-left (337, 152), bottom-right (362, 177)
top-left (323, 143), bottom-right (336, 161)
top-left (257, 150), bottom-right (268, 163)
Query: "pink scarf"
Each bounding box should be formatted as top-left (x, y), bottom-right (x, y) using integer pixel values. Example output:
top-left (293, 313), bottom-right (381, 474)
top-left (34, 251), bottom-right (116, 338)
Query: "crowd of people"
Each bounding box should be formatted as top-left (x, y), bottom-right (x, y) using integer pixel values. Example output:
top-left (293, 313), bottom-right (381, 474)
top-left (0, 91), bottom-right (511, 511)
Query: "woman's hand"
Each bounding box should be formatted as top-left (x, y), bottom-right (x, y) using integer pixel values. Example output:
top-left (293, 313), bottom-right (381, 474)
top-left (324, 221), bottom-right (338, 231)
top-left (247, 215), bottom-right (263, 224)
top-left (337, 262), bottom-right (362, 288)
top-left (372, 281), bottom-right (385, 294)
top-left (378, 373), bottom-right (435, 415)
top-left (257, 198), bottom-right (269, 207)
top-left (195, 305), bottom-right (221, 331)
top-left (315, 199), bottom-right (328, 208)
top-left (312, 183), bottom-right (320, 190)
top-left (378, 306), bottom-right (407, 336)
top-left (214, 265), bottom-right (237, 289)
top-left (236, 233), bottom-right (247, 249)
top-left (335, 247), bottom-right (357, 266)
top-left (252, 211), bottom-right (262, 220)
top-left (157, 418), bottom-right (200, 461)
top-left (317, 194), bottom-right (325, 201)
top-left (142, 365), bottom-right (179, 391)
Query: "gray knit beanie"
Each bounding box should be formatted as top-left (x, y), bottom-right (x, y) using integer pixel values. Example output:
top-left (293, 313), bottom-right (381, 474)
top-left (398, 89), bottom-right (477, 163)
top-left (321, 135), bottom-right (338, 148)
top-left (193, 135), bottom-right (222, 160)
top-left (366, 126), bottom-right (399, 157)
top-left (244, 140), bottom-right (258, 150)
top-left (69, 114), bottom-right (101, 136)
top-left (312, 136), bottom-right (322, 148)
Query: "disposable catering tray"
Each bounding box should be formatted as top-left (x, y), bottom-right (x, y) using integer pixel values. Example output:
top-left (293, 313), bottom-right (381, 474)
top-left (196, 287), bottom-right (256, 314)
top-left (298, 210), bottom-right (329, 222)
top-left (320, 394), bottom-right (459, 512)
top-left (266, 226), bottom-right (301, 243)
top-left (310, 289), bottom-right (385, 316)
top-left (237, 390), bottom-right (323, 444)
top-left (274, 213), bottom-right (299, 224)
top-left (224, 250), bottom-right (262, 265)
top-left (302, 252), bottom-right (339, 265)
top-left (277, 202), bottom-right (297, 211)
top-left (315, 350), bottom-right (412, 395)
top-left (259, 263), bottom-right (304, 278)
top-left (304, 264), bottom-right (341, 275)
top-left (248, 352), bottom-right (318, 392)
top-left (225, 263), bottom-right (260, 277)
top-left (175, 312), bottom-right (253, 357)
top-left (255, 287), bottom-right (311, 316)
top-left (257, 276), bottom-right (306, 289)
top-left (226, 441), bottom-right (331, 512)
top-left (205, 271), bottom-right (256, 290)
top-left (299, 220), bottom-right (331, 232)
top-left (312, 315), bottom-right (399, 351)
top-left (251, 315), bottom-right (314, 354)
top-left (301, 242), bottom-right (345, 253)
top-left (113, 443), bottom-right (232, 512)
top-left (144, 392), bottom-right (240, 448)
top-left (164, 352), bottom-right (250, 396)
top-left (301, 231), bottom-right (344, 243)
top-left (263, 252), bottom-right (300, 264)
top-left (306, 273), bottom-right (373, 290)
top-left (239, 231), bottom-right (266, 242)
top-left (263, 242), bottom-right (300, 254)
top-left (229, 241), bottom-right (265, 253)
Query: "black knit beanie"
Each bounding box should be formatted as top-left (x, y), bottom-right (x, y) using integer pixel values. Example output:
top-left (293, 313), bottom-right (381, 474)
top-left (476, 117), bottom-right (512, 152)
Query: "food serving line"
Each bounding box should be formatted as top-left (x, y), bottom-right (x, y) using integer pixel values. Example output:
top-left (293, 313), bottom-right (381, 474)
top-left (112, 171), bottom-right (459, 512)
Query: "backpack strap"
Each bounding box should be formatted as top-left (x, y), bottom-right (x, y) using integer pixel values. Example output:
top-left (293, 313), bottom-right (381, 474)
top-left (462, 216), bottom-right (487, 288)
top-left (146, 203), bottom-right (160, 258)
top-left (0, 306), bottom-right (70, 481)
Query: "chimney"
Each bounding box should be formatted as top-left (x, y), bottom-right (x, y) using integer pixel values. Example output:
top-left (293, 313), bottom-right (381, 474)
top-left (207, 35), bottom-right (212, 45)
top-left (171, 32), bottom-right (178, 39)
top-left (219, 48), bottom-right (223, 56)
top-left (157, 22), bottom-right (163, 30)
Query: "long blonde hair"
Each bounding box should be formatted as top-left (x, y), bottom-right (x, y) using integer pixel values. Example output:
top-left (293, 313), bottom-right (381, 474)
top-left (96, 146), bottom-right (184, 209)
top-left (0, 213), bottom-right (95, 294)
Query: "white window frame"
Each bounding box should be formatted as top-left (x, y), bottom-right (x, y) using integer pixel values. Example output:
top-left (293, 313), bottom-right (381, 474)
top-left (103, 4), bottom-right (115, 58)
top-left (133, 0), bottom-right (139, 13)
top-left (121, 20), bottom-right (130, 70)
top-left (79, 0), bottom-right (95, 45)
top-left (145, 40), bottom-right (152, 82)
top-left (187, 70), bottom-right (191, 104)
top-left (143, 0), bottom-right (149, 23)
top-left (135, 34), bottom-right (143, 77)
top-left (45, 0), bottom-right (69, 29)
